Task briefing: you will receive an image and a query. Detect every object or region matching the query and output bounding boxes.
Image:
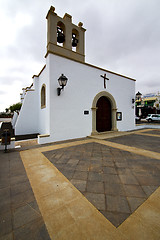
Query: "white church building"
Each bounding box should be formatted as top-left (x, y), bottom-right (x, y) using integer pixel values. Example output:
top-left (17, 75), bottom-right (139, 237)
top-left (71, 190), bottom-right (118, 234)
top-left (15, 6), bottom-right (136, 144)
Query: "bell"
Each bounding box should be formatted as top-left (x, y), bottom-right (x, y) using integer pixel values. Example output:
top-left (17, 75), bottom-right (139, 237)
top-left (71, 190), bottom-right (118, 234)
top-left (72, 37), bottom-right (78, 47)
top-left (57, 32), bottom-right (65, 43)
top-left (57, 27), bottom-right (65, 43)
top-left (72, 34), bottom-right (78, 47)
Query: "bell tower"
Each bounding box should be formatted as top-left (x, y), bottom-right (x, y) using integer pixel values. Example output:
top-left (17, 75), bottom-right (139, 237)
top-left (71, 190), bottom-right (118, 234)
top-left (46, 6), bottom-right (86, 63)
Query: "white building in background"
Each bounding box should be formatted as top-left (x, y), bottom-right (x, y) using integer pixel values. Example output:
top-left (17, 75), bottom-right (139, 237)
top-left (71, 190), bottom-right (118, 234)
top-left (15, 6), bottom-right (136, 144)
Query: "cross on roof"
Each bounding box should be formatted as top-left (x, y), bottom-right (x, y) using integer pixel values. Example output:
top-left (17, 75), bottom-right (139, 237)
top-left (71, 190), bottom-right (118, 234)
top-left (100, 73), bottom-right (109, 88)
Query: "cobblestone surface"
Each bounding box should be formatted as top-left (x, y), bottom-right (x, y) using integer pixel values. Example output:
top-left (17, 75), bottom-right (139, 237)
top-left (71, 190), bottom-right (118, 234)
top-left (107, 133), bottom-right (160, 153)
top-left (0, 151), bottom-right (50, 240)
top-left (43, 142), bottom-right (160, 227)
top-left (1, 128), bottom-right (160, 239)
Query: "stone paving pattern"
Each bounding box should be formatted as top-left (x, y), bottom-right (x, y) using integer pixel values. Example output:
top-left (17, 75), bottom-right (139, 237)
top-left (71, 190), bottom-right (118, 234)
top-left (43, 142), bottom-right (160, 227)
top-left (1, 128), bottom-right (160, 239)
top-left (0, 150), bottom-right (51, 240)
top-left (107, 133), bottom-right (160, 153)
top-left (142, 129), bottom-right (160, 135)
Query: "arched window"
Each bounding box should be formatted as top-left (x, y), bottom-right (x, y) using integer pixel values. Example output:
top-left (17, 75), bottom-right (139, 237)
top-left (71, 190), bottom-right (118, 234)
top-left (41, 84), bottom-right (46, 108)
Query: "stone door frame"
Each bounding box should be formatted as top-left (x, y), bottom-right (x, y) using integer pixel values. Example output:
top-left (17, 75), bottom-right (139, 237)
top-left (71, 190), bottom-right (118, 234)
top-left (91, 91), bottom-right (118, 135)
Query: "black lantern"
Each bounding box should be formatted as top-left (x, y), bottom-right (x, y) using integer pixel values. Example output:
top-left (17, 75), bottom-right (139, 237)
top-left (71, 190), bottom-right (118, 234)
top-left (57, 27), bottom-right (65, 43)
top-left (72, 33), bottom-right (78, 47)
top-left (57, 74), bottom-right (68, 96)
top-left (136, 91), bottom-right (142, 100)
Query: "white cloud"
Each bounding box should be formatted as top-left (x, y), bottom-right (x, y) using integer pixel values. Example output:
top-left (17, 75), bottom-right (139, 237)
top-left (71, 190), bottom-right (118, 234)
top-left (0, 11), bottom-right (32, 47)
top-left (0, 0), bottom-right (160, 111)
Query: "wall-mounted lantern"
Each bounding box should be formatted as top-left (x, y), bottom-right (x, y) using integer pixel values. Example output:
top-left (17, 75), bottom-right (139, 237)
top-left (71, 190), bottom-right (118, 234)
top-left (132, 98), bottom-right (135, 104)
top-left (57, 74), bottom-right (68, 96)
top-left (136, 91), bottom-right (142, 100)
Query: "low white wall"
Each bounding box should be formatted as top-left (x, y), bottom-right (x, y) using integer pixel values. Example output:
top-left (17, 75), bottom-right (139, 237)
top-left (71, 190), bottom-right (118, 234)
top-left (0, 118), bottom-right (12, 123)
top-left (0, 139), bottom-right (15, 150)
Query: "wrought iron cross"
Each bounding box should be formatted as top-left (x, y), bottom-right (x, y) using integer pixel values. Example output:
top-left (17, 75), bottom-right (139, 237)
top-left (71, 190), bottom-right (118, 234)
top-left (100, 73), bottom-right (109, 88)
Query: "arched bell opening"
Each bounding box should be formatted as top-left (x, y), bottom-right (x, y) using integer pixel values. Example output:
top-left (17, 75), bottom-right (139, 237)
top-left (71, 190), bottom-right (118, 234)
top-left (57, 21), bottom-right (65, 47)
top-left (72, 29), bottom-right (79, 52)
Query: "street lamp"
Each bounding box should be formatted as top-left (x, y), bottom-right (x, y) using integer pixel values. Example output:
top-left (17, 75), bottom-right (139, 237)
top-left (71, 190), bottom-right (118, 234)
top-left (57, 74), bottom-right (68, 96)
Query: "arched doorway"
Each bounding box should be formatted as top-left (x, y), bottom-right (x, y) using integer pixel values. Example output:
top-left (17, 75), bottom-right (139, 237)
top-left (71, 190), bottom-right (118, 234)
top-left (96, 96), bottom-right (111, 132)
top-left (91, 91), bottom-right (118, 135)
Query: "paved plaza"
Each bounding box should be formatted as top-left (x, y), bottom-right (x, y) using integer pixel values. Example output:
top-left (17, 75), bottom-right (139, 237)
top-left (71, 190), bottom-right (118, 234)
top-left (43, 141), bottom-right (160, 227)
top-left (0, 128), bottom-right (160, 239)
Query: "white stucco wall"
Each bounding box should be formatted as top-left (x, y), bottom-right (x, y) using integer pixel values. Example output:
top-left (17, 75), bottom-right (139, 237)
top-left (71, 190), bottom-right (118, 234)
top-left (12, 111), bottom-right (18, 129)
top-left (16, 52), bottom-right (135, 143)
top-left (37, 63), bottom-right (50, 135)
top-left (15, 62), bottom-right (50, 137)
top-left (15, 84), bottom-right (39, 135)
top-left (38, 53), bottom-right (135, 144)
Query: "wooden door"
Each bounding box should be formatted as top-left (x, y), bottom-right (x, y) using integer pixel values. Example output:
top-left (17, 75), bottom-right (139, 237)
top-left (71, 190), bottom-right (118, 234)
top-left (96, 96), bottom-right (111, 132)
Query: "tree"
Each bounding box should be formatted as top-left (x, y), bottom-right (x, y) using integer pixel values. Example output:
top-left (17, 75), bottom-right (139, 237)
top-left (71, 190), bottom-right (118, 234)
top-left (6, 102), bottom-right (22, 113)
